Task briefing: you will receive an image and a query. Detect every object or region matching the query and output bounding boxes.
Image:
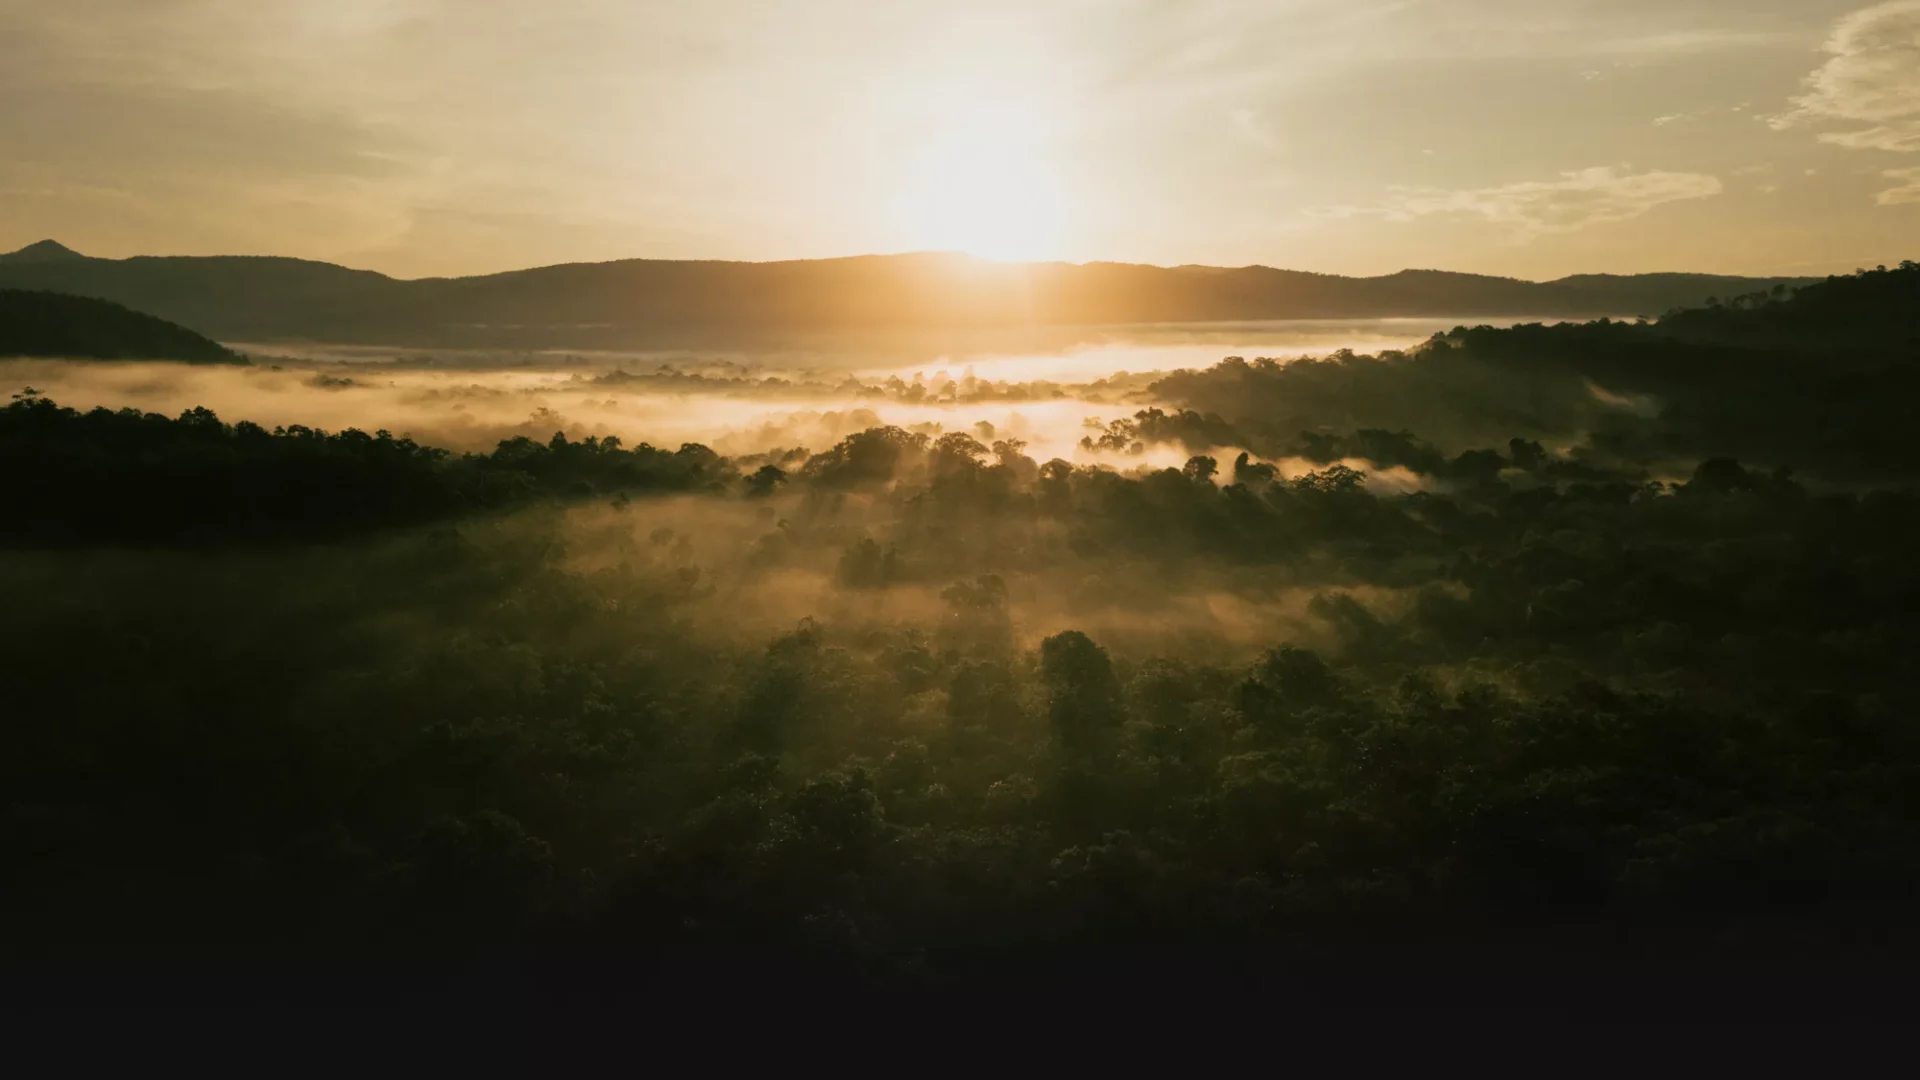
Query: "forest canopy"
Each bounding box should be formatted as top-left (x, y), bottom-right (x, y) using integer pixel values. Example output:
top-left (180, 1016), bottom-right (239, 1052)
top-left (6, 264), bottom-right (1920, 983)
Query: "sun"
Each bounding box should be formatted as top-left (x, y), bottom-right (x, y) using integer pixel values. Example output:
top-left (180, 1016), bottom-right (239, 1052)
top-left (889, 98), bottom-right (1068, 263)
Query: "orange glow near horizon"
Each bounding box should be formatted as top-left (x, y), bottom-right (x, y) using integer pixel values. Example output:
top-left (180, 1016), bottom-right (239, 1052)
top-left (2, 3), bottom-right (1910, 280)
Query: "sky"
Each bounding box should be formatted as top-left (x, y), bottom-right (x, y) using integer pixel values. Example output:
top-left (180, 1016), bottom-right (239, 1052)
top-left (3, 0), bottom-right (1919, 279)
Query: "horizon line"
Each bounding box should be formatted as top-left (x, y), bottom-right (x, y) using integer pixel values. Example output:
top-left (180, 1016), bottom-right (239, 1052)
top-left (0, 238), bottom-right (1827, 287)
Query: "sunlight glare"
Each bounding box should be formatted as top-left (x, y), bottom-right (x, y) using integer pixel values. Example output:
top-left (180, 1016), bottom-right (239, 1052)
top-left (890, 96), bottom-right (1067, 262)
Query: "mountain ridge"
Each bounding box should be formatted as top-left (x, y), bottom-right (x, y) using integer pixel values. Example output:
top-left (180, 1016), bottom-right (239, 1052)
top-left (0, 240), bottom-right (1816, 349)
top-left (0, 239), bottom-right (89, 265)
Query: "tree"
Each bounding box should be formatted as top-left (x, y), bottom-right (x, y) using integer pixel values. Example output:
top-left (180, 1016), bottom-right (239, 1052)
top-left (1688, 458), bottom-right (1753, 494)
top-left (1040, 631), bottom-right (1123, 753)
top-left (1233, 452), bottom-right (1277, 486)
top-left (745, 464), bottom-right (787, 498)
top-left (930, 432), bottom-right (990, 479)
top-left (1182, 455), bottom-right (1219, 485)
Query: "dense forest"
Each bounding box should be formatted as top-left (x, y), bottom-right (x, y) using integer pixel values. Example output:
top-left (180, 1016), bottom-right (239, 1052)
top-left (6, 265), bottom-right (1920, 987)
top-left (0, 289), bottom-right (244, 364)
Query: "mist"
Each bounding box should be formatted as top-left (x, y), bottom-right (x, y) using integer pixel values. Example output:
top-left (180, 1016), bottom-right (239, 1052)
top-left (13, 268), bottom-right (1920, 990)
top-left (16, 0), bottom-right (1920, 1006)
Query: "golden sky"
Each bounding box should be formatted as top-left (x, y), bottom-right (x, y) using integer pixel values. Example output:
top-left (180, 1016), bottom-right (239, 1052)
top-left (4, 0), bottom-right (1918, 279)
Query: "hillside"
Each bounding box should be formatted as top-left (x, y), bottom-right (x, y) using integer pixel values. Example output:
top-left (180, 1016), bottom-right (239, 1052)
top-left (0, 288), bottom-right (244, 364)
top-left (1656, 260), bottom-right (1920, 349)
top-left (1140, 261), bottom-right (1920, 483)
top-left (10, 265), bottom-right (1920, 982)
top-left (0, 240), bottom-right (1810, 349)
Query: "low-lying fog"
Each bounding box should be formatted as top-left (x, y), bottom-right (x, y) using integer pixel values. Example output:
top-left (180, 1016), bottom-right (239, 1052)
top-left (3, 317), bottom-right (1521, 468)
top-left (4, 314), bottom-right (1635, 666)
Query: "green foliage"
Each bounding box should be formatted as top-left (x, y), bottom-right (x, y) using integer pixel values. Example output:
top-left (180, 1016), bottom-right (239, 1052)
top-left (1139, 265), bottom-right (1920, 482)
top-left (0, 394), bottom-right (733, 545)
top-left (8, 265), bottom-right (1920, 977)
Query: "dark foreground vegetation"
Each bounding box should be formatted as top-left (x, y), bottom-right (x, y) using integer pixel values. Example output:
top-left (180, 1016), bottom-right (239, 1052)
top-left (6, 266), bottom-right (1920, 992)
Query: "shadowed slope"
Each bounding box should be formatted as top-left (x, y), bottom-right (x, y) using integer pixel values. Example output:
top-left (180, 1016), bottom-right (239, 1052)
top-left (0, 289), bottom-right (244, 364)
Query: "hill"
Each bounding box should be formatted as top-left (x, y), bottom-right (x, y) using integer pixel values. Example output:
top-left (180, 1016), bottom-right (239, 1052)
top-left (0, 288), bottom-right (245, 364)
top-left (0, 240), bottom-right (1811, 349)
top-left (1140, 261), bottom-right (1920, 483)
top-left (8, 265), bottom-right (1920, 983)
top-left (0, 239), bottom-right (90, 265)
top-left (1656, 260), bottom-right (1920, 350)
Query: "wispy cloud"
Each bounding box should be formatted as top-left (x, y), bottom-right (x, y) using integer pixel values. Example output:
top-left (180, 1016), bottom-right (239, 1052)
top-left (1772, 2), bottom-right (1920, 154)
top-left (1654, 102), bottom-right (1752, 127)
top-left (1655, 108), bottom-right (1716, 127)
top-left (1230, 106), bottom-right (1284, 152)
top-left (1308, 166), bottom-right (1723, 238)
top-left (1878, 165), bottom-right (1920, 204)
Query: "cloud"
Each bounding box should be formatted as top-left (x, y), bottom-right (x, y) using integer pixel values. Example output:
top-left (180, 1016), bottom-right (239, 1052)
top-left (1653, 103), bottom-right (1748, 127)
top-left (1878, 165), bottom-right (1920, 203)
top-left (1772, 2), bottom-right (1920, 153)
top-left (1230, 106), bottom-right (1285, 152)
top-left (1653, 107), bottom-right (1717, 127)
top-left (1308, 167), bottom-right (1723, 238)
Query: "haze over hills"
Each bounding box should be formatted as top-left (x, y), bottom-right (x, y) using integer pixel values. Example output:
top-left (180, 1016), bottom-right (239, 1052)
top-left (0, 240), bottom-right (1811, 350)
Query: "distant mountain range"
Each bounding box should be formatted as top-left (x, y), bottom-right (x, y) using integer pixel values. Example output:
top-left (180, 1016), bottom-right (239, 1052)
top-left (0, 240), bottom-right (1814, 349)
top-left (0, 287), bottom-right (243, 364)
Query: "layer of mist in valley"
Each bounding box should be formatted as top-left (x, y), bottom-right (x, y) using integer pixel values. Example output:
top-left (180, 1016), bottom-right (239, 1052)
top-left (24, 0), bottom-right (1920, 1007)
top-left (2, 320), bottom-right (1475, 663)
top-left (2, 316), bottom-right (1501, 466)
top-left (13, 268), bottom-right (1920, 983)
